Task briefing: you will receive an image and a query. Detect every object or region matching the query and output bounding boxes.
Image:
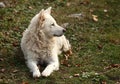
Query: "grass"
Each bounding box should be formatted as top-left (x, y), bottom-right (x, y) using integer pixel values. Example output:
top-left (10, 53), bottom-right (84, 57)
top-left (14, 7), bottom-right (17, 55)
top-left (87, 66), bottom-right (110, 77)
top-left (0, 0), bottom-right (120, 84)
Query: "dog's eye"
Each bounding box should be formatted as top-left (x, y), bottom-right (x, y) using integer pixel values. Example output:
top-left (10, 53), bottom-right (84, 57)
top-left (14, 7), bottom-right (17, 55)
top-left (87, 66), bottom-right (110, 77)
top-left (51, 23), bottom-right (55, 26)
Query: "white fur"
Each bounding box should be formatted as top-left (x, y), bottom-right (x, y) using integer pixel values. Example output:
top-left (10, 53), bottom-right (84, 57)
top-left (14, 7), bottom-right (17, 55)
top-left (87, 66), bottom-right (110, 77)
top-left (21, 7), bottom-right (71, 77)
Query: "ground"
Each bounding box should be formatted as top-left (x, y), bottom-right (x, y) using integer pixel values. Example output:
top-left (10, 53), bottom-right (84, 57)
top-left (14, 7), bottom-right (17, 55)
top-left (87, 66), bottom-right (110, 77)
top-left (0, 0), bottom-right (120, 84)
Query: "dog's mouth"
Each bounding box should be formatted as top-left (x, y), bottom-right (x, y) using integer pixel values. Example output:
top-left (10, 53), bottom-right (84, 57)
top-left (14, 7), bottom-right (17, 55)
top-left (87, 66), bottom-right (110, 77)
top-left (54, 34), bottom-right (63, 37)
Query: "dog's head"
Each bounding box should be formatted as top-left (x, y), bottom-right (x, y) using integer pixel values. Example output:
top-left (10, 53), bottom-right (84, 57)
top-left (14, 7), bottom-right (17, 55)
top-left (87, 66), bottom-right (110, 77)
top-left (38, 7), bottom-right (66, 38)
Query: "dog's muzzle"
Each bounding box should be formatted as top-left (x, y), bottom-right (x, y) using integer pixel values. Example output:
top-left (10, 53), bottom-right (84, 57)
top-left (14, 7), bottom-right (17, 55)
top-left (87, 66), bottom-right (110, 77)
top-left (54, 29), bottom-right (66, 37)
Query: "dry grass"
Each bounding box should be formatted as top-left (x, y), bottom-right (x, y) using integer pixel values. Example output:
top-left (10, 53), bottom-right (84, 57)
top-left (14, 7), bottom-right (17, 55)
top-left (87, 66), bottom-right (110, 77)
top-left (0, 0), bottom-right (120, 84)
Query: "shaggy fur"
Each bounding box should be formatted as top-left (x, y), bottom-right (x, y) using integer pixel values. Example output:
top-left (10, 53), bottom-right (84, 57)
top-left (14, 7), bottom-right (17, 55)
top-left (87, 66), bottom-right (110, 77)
top-left (21, 7), bottom-right (71, 77)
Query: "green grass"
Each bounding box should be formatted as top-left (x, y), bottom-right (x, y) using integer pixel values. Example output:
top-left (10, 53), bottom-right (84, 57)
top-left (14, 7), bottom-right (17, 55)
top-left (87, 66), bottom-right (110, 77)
top-left (0, 0), bottom-right (120, 84)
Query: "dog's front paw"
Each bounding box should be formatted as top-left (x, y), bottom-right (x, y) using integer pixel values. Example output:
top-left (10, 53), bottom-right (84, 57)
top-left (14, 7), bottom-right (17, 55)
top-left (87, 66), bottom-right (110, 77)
top-left (41, 70), bottom-right (51, 77)
top-left (33, 71), bottom-right (41, 78)
top-left (55, 67), bottom-right (59, 71)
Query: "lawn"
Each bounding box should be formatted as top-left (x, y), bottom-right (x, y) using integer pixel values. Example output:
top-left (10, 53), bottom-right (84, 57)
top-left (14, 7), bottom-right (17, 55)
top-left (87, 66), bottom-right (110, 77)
top-left (0, 0), bottom-right (120, 84)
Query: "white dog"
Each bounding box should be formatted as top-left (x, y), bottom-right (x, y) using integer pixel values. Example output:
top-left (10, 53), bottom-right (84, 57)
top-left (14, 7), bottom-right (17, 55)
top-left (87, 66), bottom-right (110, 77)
top-left (21, 7), bottom-right (72, 78)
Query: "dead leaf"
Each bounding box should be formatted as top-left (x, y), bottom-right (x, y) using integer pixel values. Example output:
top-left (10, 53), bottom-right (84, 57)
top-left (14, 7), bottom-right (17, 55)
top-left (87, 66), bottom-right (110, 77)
top-left (69, 76), bottom-right (73, 78)
top-left (44, 2), bottom-right (49, 6)
top-left (116, 82), bottom-right (120, 84)
top-left (0, 58), bottom-right (4, 61)
top-left (68, 13), bottom-right (83, 19)
top-left (61, 23), bottom-right (69, 28)
top-left (75, 64), bottom-right (81, 67)
top-left (73, 73), bottom-right (80, 77)
top-left (0, 2), bottom-right (6, 8)
top-left (89, 9), bottom-right (94, 13)
top-left (101, 81), bottom-right (107, 84)
top-left (104, 64), bottom-right (120, 70)
top-left (80, 0), bottom-right (90, 5)
top-left (92, 15), bottom-right (98, 22)
top-left (110, 39), bottom-right (120, 45)
top-left (22, 82), bottom-right (29, 84)
top-left (0, 79), bottom-right (3, 82)
top-left (105, 14), bottom-right (109, 17)
top-left (12, 41), bottom-right (19, 47)
top-left (12, 69), bottom-right (18, 73)
top-left (28, 6), bottom-right (33, 9)
top-left (111, 64), bottom-right (120, 68)
top-left (64, 55), bottom-right (69, 60)
top-left (13, 27), bottom-right (19, 31)
top-left (64, 49), bottom-right (72, 60)
top-left (64, 49), bottom-right (72, 56)
top-left (1, 68), bottom-right (5, 72)
top-left (66, 2), bottom-right (71, 7)
top-left (104, 9), bottom-right (108, 13)
top-left (61, 60), bottom-right (71, 67)
top-left (97, 44), bottom-right (103, 49)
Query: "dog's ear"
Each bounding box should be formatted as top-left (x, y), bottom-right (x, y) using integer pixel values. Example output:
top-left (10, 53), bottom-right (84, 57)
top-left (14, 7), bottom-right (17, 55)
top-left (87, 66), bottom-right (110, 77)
top-left (44, 7), bottom-right (52, 15)
top-left (38, 9), bottom-right (45, 27)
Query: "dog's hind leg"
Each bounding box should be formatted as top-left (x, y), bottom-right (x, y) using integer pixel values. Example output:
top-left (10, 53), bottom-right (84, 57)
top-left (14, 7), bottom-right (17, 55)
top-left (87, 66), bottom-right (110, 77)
top-left (26, 60), bottom-right (41, 78)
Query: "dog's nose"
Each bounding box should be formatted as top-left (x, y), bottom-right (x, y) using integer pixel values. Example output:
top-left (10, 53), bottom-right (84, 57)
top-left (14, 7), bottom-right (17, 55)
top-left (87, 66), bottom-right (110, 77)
top-left (63, 29), bottom-right (66, 33)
